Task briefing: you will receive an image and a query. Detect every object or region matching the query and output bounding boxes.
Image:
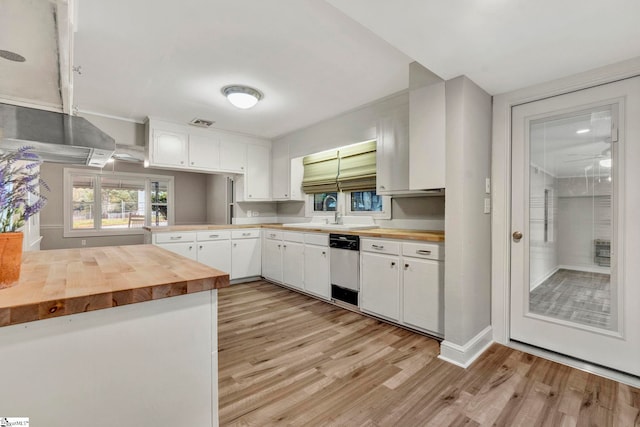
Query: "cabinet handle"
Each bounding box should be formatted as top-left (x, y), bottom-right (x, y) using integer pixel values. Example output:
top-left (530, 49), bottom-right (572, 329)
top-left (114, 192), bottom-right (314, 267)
top-left (241, 166), bottom-right (244, 170)
top-left (283, 245), bottom-right (287, 249)
top-left (322, 251), bottom-right (326, 256)
top-left (233, 243), bottom-right (237, 247)
top-left (284, 194), bottom-right (288, 197)
top-left (169, 236), bottom-right (182, 240)
top-left (390, 261), bottom-right (396, 267)
top-left (191, 161), bottom-right (194, 165)
top-left (180, 161), bottom-right (184, 164)
top-left (416, 250), bottom-right (432, 255)
top-left (379, 185), bottom-right (385, 190)
top-left (199, 245), bottom-right (203, 250)
top-left (372, 244), bottom-right (384, 250)
top-left (269, 233), bottom-right (276, 238)
top-left (404, 263), bottom-right (409, 269)
top-left (188, 246), bottom-right (193, 250)
top-left (209, 234), bottom-right (219, 238)
top-left (277, 244), bottom-right (281, 248)
top-left (242, 232), bottom-right (251, 236)
top-left (249, 195), bottom-right (252, 198)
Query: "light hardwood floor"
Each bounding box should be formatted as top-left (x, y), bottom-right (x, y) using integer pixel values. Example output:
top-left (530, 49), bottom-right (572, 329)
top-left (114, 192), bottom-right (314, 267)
top-left (218, 281), bottom-right (640, 426)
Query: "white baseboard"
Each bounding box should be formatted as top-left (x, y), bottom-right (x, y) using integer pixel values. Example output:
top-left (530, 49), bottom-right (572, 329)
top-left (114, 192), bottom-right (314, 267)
top-left (557, 264), bottom-right (610, 274)
top-left (438, 325), bottom-right (493, 368)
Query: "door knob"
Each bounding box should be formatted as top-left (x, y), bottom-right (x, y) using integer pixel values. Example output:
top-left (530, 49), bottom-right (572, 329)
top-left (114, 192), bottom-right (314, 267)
top-left (512, 231), bottom-right (523, 242)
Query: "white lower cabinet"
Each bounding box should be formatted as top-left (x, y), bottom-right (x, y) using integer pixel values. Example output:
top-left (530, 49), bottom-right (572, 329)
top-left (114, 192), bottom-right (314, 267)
top-left (303, 244), bottom-right (330, 300)
top-left (231, 230), bottom-right (261, 280)
top-left (361, 238), bottom-right (444, 336)
top-left (262, 232), bottom-right (283, 282)
top-left (402, 257), bottom-right (444, 334)
top-left (153, 232), bottom-right (198, 260)
top-left (282, 232), bottom-right (305, 290)
top-left (360, 251), bottom-right (401, 321)
top-left (196, 230), bottom-right (231, 273)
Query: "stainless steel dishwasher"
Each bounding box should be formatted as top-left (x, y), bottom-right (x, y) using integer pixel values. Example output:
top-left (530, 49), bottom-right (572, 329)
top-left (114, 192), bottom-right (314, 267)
top-left (329, 234), bottom-right (360, 307)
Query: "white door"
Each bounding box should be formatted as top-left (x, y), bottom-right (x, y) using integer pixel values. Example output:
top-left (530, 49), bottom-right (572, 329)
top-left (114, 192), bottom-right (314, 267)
top-left (360, 252), bottom-right (400, 321)
top-left (510, 77), bottom-right (640, 376)
top-left (402, 258), bottom-right (444, 334)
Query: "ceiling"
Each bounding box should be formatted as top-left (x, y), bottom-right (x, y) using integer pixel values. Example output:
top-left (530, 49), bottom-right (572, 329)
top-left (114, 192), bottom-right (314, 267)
top-left (2, 0), bottom-right (640, 141)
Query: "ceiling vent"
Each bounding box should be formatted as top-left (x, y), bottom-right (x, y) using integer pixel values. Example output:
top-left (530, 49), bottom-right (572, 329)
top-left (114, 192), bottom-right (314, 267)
top-left (189, 118), bottom-right (215, 128)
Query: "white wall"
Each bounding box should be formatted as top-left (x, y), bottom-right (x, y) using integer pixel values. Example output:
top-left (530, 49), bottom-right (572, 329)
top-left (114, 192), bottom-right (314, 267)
top-left (442, 76), bottom-right (493, 350)
top-left (529, 166), bottom-right (558, 289)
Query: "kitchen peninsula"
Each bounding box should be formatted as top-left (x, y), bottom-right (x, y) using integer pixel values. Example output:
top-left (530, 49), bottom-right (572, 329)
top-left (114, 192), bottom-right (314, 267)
top-left (0, 244), bottom-right (228, 427)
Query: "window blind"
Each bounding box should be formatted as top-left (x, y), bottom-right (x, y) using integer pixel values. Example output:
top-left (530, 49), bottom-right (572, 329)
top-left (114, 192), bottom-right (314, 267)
top-left (301, 150), bottom-right (339, 193)
top-left (337, 140), bottom-right (377, 192)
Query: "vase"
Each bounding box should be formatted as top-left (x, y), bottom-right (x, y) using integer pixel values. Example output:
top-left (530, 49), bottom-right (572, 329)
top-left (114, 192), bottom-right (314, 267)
top-left (0, 232), bottom-right (24, 288)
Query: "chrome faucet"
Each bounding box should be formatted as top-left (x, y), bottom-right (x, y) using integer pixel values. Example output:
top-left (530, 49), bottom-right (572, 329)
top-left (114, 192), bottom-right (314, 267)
top-left (322, 194), bottom-right (337, 211)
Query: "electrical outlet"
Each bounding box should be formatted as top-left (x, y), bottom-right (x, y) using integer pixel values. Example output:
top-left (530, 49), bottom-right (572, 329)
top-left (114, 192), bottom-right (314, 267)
top-left (253, 211), bottom-right (260, 217)
top-left (484, 198), bottom-right (491, 214)
top-left (485, 178), bottom-right (491, 194)
top-left (81, 239), bottom-right (87, 246)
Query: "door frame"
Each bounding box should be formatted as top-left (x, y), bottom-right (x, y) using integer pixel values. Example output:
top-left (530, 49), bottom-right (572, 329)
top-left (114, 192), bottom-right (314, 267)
top-left (491, 58), bottom-right (640, 363)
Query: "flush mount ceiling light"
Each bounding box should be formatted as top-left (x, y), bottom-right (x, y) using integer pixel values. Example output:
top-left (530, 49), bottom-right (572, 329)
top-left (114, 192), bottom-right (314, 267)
top-left (221, 85), bottom-right (263, 109)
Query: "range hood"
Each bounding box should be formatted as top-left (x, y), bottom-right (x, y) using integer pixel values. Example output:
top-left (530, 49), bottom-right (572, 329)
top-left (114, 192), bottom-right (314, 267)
top-left (0, 103), bottom-right (116, 167)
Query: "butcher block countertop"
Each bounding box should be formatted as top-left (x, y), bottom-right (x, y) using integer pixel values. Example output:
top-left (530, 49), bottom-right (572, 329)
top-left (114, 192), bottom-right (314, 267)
top-left (145, 224), bottom-right (444, 242)
top-left (0, 245), bottom-right (229, 328)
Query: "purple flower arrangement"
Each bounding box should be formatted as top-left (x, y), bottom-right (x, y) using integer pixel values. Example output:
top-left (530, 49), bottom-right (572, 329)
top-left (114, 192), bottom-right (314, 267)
top-left (0, 147), bottom-right (50, 233)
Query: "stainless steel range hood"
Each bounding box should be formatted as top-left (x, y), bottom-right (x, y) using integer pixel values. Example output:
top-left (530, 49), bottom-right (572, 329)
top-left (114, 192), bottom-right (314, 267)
top-left (0, 103), bottom-right (115, 167)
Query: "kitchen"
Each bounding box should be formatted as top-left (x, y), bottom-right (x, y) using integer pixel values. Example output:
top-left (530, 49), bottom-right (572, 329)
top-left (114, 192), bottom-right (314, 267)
top-left (1, 0), bottom-right (640, 426)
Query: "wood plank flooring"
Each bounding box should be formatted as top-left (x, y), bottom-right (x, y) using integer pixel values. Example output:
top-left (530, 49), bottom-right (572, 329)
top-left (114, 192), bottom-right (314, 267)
top-left (218, 281), bottom-right (640, 426)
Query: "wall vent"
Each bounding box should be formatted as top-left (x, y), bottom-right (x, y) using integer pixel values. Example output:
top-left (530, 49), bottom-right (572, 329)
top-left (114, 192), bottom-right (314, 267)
top-left (189, 118), bottom-right (215, 128)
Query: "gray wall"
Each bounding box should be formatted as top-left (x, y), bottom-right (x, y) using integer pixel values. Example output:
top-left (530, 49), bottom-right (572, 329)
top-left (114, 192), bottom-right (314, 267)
top-left (443, 76), bottom-right (493, 346)
top-left (39, 161), bottom-right (208, 249)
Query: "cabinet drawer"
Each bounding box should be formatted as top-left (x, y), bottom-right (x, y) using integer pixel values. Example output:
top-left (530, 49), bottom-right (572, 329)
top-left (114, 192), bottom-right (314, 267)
top-left (231, 229), bottom-right (260, 239)
top-left (196, 230), bottom-right (230, 241)
top-left (402, 242), bottom-right (444, 260)
top-left (263, 229), bottom-right (283, 240)
top-left (304, 233), bottom-right (328, 246)
top-left (283, 232), bottom-right (305, 243)
top-left (360, 239), bottom-right (400, 255)
top-left (154, 232), bottom-right (196, 244)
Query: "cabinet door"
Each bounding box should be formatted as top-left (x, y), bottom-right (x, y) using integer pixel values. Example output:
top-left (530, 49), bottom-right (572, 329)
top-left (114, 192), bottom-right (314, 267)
top-left (376, 114), bottom-right (410, 194)
top-left (262, 238), bottom-right (283, 283)
top-left (156, 242), bottom-right (197, 260)
top-left (151, 129), bottom-right (189, 167)
top-left (189, 134), bottom-right (220, 170)
top-left (197, 240), bottom-right (231, 274)
top-left (246, 144), bottom-right (271, 200)
top-left (402, 258), bottom-right (444, 334)
top-left (282, 241), bottom-right (304, 290)
top-left (220, 140), bottom-right (246, 173)
top-left (271, 142), bottom-right (289, 200)
top-left (231, 238), bottom-right (261, 279)
top-left (360, 252), bottom-right (400, 321)
top-left (409, 82), bottom-right (446, 190)
top-left (304, 245), bottom-right (330, 300)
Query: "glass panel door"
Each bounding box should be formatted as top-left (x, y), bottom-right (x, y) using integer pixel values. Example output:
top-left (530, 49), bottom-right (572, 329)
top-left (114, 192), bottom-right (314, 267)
top-left (510, 76), bottom-right (640, 376)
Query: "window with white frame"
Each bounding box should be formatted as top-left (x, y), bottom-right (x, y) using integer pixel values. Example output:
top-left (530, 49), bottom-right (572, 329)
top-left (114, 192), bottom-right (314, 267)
top-left (64, 168), bottom-right (174, 236)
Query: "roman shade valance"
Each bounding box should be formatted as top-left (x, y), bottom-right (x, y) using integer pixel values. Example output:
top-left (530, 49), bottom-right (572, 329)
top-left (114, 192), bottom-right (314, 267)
top-left (301, 140), bottom-right (377, 194)
top-left (301, 150), bottom-right (339, 193)
top-left (336, 140), bottom-right (377, 192)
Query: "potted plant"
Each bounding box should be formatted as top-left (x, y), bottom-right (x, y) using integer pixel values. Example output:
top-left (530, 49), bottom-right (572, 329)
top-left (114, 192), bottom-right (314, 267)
top-left (0, 147), bottom-right (49, 288)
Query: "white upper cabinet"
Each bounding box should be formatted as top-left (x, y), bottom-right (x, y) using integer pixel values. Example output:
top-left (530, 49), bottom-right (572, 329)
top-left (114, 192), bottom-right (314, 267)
top-left (245, 144), bottom-right (271, 200)
top-left (376, 113), bottom-right (410, 195)
top-left (188, 134), bottom-right (220, 170)
top-left (150, 128), bottom-right (189, 168)
top-left (409, 81), bottom-right (446, 190)
top-left (219, 140), bottom-right (246, 173)
top-left (271, 142), bottom-right (304, 201)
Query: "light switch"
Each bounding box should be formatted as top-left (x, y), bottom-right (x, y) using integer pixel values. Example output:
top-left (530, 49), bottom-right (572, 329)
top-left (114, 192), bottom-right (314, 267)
top-left (484, 198), bottom-right (491, 214)
top-left (485, 178), bottom-right (491, 194)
